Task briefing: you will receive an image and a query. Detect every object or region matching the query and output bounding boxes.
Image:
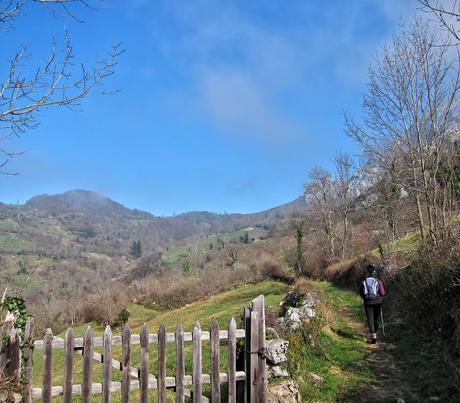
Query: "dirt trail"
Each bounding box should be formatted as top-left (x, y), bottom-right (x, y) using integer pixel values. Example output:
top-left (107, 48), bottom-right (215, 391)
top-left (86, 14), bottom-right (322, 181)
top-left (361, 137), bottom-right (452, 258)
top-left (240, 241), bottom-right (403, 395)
top-left (343, 308), bottom-right (421, 403)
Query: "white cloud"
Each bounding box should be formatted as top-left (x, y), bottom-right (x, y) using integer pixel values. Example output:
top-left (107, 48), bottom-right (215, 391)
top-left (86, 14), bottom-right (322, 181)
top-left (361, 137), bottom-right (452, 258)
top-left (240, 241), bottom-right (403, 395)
top-left (198, 69), bottom-right (303, 143)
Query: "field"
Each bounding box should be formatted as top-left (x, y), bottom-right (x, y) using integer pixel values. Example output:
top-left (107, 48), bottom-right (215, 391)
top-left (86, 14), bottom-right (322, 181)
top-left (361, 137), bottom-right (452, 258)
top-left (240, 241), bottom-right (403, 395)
top-left (164, 226), bottom-right (268, 266)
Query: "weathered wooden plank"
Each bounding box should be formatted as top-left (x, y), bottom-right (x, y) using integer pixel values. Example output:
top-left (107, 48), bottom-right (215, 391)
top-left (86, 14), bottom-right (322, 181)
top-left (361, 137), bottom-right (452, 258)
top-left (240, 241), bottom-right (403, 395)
top-left (30, 372), bottom-right (248, 398)
top-left (175, 322), bottom-right (185, 403)
top-left (5, 333), bottom-right (20, 386)
top-left (249, 311), bottom-right (259, 403)
top-left (252, 295), bottom-right (267, 402)
top-left (121, 324), bottom-right (131, 403)
top-left (140, 323), bottom-right (149, 403)
top-left (33, 329), bottom-right (246, 349)
top-left (63, 328), bottom-right (74, 403)
top-left (243, 307), bottom-right (251, 403)
top-left (103, 325), bottom-right (112, 403)
top-left (192, 322), bottom-right (202, 403)
top-left (42, 328), bottom-right (53, 403)
top-left (228, 317), bottom-right (237, 403)
top-left (210, 320), bottom-right (220, 403)
top-left (158, 324), bottom-right (166, 403)
top-left (23, 317), bottom-right (34, 403)
top-left (82, 326), bottom-right (93, 403)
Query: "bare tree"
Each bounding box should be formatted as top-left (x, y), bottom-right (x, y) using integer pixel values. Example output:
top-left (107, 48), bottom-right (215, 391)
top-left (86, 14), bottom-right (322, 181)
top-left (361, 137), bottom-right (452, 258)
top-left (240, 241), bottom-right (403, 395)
top-left (0, 0), bottom-right (123, 173)
top-left (334, 152), bottom-right (355, 259)
top-left (420, 0), bottom-right (460, 42)
top-left (304, 166), bottom-right (338, 257)
top-left (346, 19), bottom-right (460, 246)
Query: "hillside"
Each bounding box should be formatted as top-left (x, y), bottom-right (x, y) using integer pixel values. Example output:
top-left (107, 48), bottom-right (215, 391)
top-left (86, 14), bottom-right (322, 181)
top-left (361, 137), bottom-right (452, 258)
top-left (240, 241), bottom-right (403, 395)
top-left (0, 190), bottom-right (304, 256)
top-left (0, 190), bottom-right (303, 323)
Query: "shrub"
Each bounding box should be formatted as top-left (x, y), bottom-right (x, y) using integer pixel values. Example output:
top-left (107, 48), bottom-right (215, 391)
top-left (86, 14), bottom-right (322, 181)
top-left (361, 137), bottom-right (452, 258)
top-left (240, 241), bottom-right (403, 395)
top-left (391, 241), bottom-right (460, 382)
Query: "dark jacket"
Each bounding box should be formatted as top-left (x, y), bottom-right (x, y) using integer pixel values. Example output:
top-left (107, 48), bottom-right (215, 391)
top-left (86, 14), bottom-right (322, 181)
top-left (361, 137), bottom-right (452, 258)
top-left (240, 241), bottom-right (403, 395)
top-left (359, 277), bottom-right (385, 305)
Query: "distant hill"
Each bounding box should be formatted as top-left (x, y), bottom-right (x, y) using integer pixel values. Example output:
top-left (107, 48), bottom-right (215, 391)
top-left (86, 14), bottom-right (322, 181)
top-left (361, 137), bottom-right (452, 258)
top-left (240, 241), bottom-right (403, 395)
top-left (0, 189), bottom-right (305, 257)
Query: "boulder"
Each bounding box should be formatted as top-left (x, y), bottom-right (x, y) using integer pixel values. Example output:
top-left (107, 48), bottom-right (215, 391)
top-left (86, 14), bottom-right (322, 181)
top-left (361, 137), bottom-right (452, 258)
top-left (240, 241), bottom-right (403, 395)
top-left (268, 380), bottom-right (301, 403)
top-left (265, 339), bottom-right (289, 365)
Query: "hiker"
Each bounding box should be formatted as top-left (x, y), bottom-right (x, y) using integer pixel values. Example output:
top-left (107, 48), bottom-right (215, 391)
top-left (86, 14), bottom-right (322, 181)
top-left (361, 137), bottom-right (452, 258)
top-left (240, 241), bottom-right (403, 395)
top-left (359, 264), bottom-right (385, 344)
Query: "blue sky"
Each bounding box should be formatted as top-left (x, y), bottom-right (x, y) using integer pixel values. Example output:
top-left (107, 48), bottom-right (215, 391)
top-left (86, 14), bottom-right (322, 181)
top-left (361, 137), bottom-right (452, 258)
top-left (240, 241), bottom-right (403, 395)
top-left (0, 0), bottom-right (420, 215)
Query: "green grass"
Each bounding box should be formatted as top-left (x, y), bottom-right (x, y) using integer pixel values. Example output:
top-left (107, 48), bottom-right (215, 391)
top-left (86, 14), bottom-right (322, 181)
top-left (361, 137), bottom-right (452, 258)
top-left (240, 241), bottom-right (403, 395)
top-left (31, 280), bottom-right (288, 401)
top-left (286, 282), bottom-right (375, 402)
top-left (287, 281), bottom-right (460, 402)
top-left (164, 227), bottom-right (268, 265)
top-left (0, 233), bottom-right (36, 250)
top-left (0, 218), bottom-right (19, 231)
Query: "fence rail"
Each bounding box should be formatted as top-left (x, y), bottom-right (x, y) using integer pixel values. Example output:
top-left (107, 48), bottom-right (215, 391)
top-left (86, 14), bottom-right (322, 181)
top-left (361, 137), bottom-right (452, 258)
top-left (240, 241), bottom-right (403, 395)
top-left (2, 294), bottom-right (267, 403)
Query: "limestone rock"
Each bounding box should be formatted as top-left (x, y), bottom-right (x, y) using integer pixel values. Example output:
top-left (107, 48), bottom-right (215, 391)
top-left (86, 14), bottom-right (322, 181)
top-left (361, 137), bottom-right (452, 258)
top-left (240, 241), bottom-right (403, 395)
top-left (269, 365), bottom-right (289, 378)
top-left (268, 380), bottom-right (301, 403)
top-left (283, 305), bottom-right (316, 330)
top-left (307, 372), bottom-right (324, 385)
top-left (302, 292), bottom-right (320, 308)
top-left (265, 338), bottom-right (289, 365)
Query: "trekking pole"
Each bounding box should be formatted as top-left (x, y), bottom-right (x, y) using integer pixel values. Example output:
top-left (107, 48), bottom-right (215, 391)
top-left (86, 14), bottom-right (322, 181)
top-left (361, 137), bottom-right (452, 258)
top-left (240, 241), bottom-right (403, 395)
top-left (381, 308), bottom-right (386, 337)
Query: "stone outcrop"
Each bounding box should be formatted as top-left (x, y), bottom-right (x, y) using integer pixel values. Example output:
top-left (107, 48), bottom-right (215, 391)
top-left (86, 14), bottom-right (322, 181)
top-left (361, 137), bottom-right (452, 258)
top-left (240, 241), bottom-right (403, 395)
top-left (278, 291), bottom-right (320, 331)
top-left (268, 380), bottom-right (301, 403)
top-left (265, 339), bottom-right (289, 365)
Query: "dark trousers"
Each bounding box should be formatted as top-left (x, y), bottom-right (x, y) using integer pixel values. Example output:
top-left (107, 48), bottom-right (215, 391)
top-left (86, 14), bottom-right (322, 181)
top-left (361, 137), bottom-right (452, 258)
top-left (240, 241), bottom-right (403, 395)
top-left (364, 303), bottom-right (382, 334)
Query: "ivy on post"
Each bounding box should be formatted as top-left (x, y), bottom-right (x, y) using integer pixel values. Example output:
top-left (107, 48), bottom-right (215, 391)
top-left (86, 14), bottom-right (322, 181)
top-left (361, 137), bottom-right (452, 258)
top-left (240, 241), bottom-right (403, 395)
top-left (1, 295), bottom-right (30, 400)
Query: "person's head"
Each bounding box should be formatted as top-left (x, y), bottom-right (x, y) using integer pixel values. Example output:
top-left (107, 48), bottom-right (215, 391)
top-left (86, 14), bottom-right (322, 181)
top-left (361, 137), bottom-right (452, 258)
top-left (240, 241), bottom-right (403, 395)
top-left (366, 264), bottom-right (376, 276)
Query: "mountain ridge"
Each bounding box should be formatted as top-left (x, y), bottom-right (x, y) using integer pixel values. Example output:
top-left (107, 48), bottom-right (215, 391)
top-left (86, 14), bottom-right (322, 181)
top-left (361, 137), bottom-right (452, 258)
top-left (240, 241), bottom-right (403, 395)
top-left (0, 189), bottom-right (305, 257)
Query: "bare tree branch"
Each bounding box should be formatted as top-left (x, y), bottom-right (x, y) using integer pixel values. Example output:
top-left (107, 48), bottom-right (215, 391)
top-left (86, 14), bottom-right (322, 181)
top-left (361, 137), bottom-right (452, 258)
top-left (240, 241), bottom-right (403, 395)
top-left (0, 0), bottom-right (122, 172)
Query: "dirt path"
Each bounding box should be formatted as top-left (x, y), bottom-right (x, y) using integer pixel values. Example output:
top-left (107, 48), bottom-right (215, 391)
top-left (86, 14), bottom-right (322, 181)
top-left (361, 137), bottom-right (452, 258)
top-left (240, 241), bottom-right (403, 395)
top-left (342, 306), bottom-right (421, 403)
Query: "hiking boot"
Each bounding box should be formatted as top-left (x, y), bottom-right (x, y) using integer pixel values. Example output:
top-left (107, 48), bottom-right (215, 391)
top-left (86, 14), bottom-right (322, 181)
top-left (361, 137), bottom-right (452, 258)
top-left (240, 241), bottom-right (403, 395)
top-left (371, 333), bottom-right (377, 344)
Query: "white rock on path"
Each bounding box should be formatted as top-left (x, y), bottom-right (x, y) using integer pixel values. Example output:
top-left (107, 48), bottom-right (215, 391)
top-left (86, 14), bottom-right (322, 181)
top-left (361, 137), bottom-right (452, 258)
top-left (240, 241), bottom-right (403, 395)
top-left (307, 372), bottom-right (324, 385)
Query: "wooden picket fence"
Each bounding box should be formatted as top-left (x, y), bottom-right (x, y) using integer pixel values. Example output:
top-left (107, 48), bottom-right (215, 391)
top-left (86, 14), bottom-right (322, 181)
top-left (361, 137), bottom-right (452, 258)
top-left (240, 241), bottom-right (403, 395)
top-left (2, 295), bottom-right (267, 402)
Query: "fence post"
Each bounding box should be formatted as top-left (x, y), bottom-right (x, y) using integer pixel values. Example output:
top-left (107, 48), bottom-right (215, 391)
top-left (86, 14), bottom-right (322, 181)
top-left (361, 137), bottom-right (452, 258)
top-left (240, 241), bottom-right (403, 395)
top-left (63, 328), bottom-right (74, 403)
top-left (103, 325), bottom-right (112, 403)
top-left (42, 328), bottom-right (53, 403)
top-left (252, 295), bottom-right (267, 402)
top-left (158, 324), bottom-right (166, 403)
top-left (175, 323), bottom-right (185, 403)
top-left (82, 326), bottom-right (93, 403)
top-left (249, 311), bottom-right (259, 403)
top-left (228, 317), bottom-right (237, 403)
top-left (121, 324), bottom-right (131, 403)
top-left (140, 323), bottom-right (149, 403)
top-left (192, 322), bottom-right (202, 403)
top-left (210, 320), bottom-right (220, 402)
top-left (243, 307), bottom-right (251, 403)
top-left (1, 312), bottom-right (20, 388)
top-left (23, 317), bottom-right (34, 403)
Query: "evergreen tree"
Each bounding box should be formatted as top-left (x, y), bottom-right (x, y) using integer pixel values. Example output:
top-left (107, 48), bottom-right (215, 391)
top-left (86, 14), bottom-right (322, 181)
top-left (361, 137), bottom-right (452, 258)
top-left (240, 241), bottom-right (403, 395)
top-left (130, 240), bottom-right (142, 258)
